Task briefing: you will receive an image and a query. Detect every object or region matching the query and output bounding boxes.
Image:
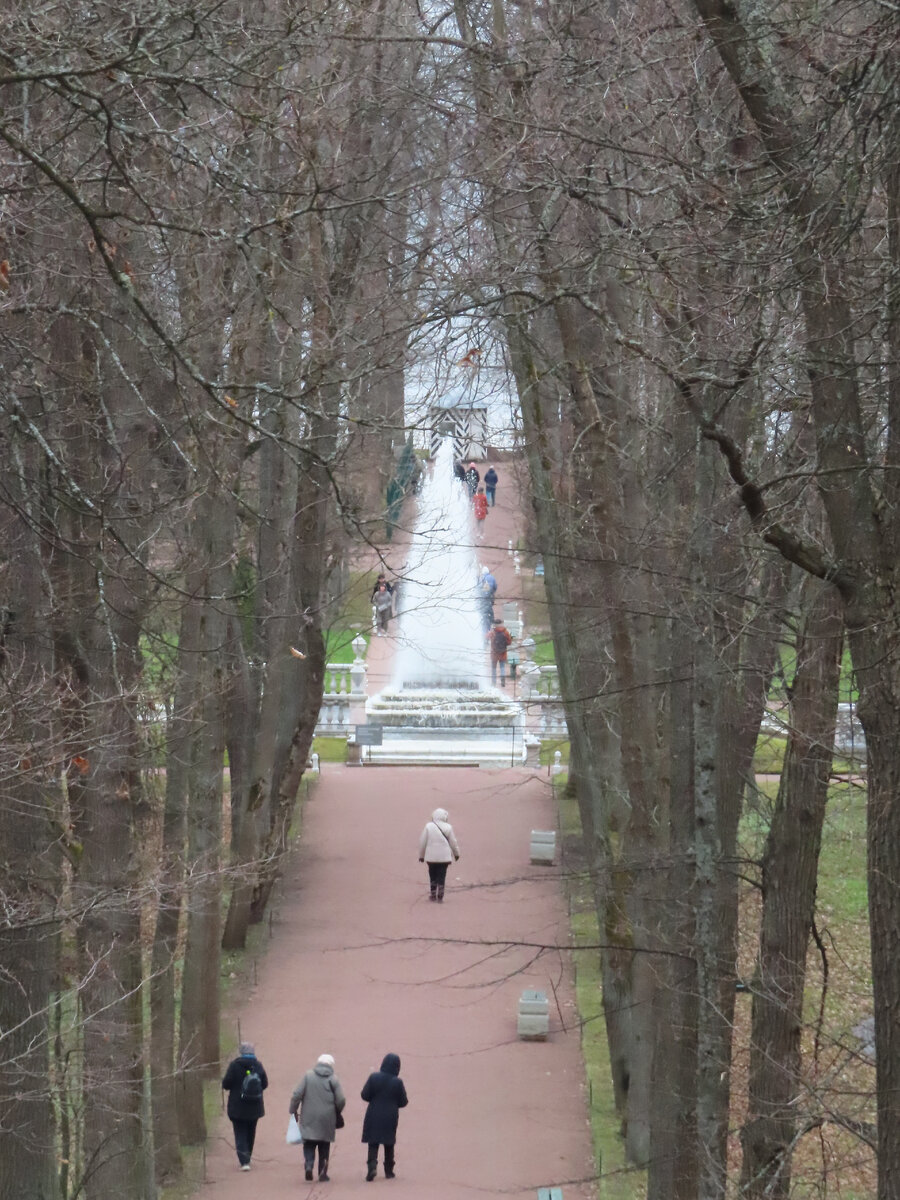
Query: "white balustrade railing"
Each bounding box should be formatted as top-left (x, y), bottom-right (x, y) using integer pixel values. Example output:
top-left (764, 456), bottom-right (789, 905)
top-left (315, 660), bottom-right (367, 736)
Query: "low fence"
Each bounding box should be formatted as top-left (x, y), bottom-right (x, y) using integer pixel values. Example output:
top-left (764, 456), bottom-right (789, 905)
top-left (314, 662), bottom-right (367, 736)
top-left (313, 658), bottom-right (568, 740)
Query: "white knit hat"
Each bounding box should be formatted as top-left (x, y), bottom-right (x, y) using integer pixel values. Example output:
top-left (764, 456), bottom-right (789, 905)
top-left (317, 1053), bottom-right (335, 1067)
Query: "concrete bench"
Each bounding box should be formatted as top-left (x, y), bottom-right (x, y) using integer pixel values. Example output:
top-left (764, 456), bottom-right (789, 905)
top-left (518, 989), bottom-right (550, 1040)
top-left (530, 830), bottom-right (556, 864)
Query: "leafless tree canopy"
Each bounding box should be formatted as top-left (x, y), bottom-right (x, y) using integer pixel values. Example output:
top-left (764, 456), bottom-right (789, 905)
top-left (1, 2), bottom-right (897, 1197)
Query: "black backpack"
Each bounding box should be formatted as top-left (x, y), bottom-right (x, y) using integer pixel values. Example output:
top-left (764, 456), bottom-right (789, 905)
top-left (241, 1067), bottom-right (263, 1102)
top-left (492, 626), bottom-right (510, 654)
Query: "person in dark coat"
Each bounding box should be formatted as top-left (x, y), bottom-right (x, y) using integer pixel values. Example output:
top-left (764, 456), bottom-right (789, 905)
top-left (221, 1041), bottom-right (268, 1170)
top-left (361, 1053), bottom-right (408, 1181)
top-left (464, 462), bottom-right (480, 496)
top-left (483, 465), bottom-right (499, 506)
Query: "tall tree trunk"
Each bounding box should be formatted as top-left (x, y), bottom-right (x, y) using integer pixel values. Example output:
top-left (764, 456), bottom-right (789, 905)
top-left (0, 459), bottom-right (61, 1200)
top-left (177, 488), bottom-right (230, 1143)
top-left (741, 578), bottom-right (842, 1197)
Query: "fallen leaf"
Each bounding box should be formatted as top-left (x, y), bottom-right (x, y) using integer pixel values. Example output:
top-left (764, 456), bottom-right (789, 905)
top-left (290, 646), bottom-right (307, 659)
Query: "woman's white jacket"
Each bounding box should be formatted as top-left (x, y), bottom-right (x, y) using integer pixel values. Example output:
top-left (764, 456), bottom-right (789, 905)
top-left (419, 816), bottom-right (460, 863)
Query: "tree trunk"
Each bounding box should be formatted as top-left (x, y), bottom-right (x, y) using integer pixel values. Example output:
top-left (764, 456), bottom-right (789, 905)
top-left (0, 414), bottom-right (62, 1200)
top-left (741, 578), bottom-right (842, 1197)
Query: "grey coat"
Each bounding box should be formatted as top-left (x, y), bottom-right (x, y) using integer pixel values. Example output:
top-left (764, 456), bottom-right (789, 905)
top-left (289, 1064), bottom-right (346, 1142)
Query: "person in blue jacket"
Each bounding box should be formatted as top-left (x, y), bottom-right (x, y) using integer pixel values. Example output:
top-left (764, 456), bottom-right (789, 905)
top-left (222, 1041), bottom-right (269, 1170)
top-left (361, 1052), bottom-right (409, 1181)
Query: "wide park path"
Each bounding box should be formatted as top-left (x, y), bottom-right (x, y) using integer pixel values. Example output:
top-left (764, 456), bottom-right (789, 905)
top-left (197, 458), bottom-right (595, 1199)
top-left (200, 766), bottom-right (595, 1200)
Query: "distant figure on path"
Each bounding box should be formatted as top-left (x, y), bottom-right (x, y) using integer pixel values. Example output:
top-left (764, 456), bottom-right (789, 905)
top-left (370, 573), bottom-right (394, 602)
top-left (488, 618), bottom-right (513, 687)
top-left (479, 587), bottom-right (495, 633)
top-left (361, 1052), bottom-right (409, 1181)
top-left (483, 464), bottom-right (499, 506)
top-left (473, 486), bottom-right (488, 536)
top-left (222, 1041), bottom-right (268, 1171)
top-left (480, 566), bottom-right (498, 597)
top-left (418, 807), bottom-right (460, 902)
top-left (289, 1053), bottom-right (346, 1183)
top-left (464, 462), bottom-right (480, 496)
top-left (453, 460), bottom-right (467, 484)
top-left (374, 582), bottom-right (394, 635)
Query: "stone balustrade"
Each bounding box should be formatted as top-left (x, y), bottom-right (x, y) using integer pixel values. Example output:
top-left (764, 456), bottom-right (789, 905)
top-left (315, 661), bottom-right (367, 735)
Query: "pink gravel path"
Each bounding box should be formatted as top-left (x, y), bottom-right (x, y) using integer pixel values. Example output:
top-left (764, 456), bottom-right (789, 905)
top-left (201, 766), bottom-right (596, 1200)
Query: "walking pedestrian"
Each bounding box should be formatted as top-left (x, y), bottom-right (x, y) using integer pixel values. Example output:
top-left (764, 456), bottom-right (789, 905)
top-left (222, 1041), bottom-right (268, 1171)
top-left (361, 1053), bottom-right (409, 1181)
top-left (370, 573), bottom-right (394, 603)
top-left (483, 464), bottom-right (499, 506)
top-left (473, 486), bottom-right (488, 536)
top-left (487, 618), bottom-right (513, 687)
top-left (289, 1053), bottom-right (346, 1183)
top-left (464, 461), bottom-right (480, 496)
top-left (374, 582), bottom-right (393, 635)
top-left (479, 587), bottom-right (495, 633)
top-left (418, 808), bottom-right (460, 902)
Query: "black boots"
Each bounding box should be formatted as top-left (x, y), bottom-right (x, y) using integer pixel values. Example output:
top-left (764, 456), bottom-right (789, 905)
top-left (436, 884), bottom-right (444, 902)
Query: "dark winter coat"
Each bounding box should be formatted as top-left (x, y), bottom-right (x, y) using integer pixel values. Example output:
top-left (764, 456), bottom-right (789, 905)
top-left (361, 1054), bottom-right (408, 1145)
top-left (484, 468), bottom-right (499, 490)
top-left (222, 1054), bottom-right (269, 1121)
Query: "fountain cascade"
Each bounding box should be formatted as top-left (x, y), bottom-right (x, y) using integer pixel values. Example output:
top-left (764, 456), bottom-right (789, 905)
top-left (365, 439), bottom-right (523, 765)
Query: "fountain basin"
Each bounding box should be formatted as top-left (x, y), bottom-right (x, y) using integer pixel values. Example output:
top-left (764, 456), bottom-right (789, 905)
top-left (364, 687), bottom-right (524, 766)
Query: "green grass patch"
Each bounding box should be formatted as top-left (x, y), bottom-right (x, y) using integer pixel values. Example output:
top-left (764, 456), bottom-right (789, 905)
top-left (556, 783), bottom-right (646, 1200)
top-left (752, 729), bottom-right (863, 779)
top-left (325, 630), bottom-right (367, 664)
top-left (312, 736), bottom-right (348, 763)
top-left (753, 732), bottom-right (787, 775)
top-left (818, 782), bottom-right (868, 924)
top-left (530, 635), bottom-right (556, 666)
top-left (540, 738), bottom-right (569, 768)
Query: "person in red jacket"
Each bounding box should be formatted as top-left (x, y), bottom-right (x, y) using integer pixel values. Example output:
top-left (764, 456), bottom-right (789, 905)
top-left (487, 619), bottom-right (513, 686)
top-left (473, 486), bottom-right (488, 537)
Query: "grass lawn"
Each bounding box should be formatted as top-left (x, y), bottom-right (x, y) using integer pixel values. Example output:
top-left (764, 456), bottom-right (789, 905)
top-left (312, 736), bottom-right (348, 763)
top-left (560, 759), bottom-right (873, 1199)
top-left (557, 781), bottom-right (646, 1200)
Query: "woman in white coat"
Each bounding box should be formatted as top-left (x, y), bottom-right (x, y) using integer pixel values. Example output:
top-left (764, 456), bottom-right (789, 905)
top-left (418, 808), bottom-right (460, 902)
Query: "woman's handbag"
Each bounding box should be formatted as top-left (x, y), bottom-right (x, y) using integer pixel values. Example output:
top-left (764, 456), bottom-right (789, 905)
top-left (286, 1114), bottom-right (303, 1145)
top-left (335, 1111), bottom-right (345, 1129)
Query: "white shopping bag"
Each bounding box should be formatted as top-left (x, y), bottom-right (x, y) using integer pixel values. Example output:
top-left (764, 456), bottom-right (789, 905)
top-left (286, 1114), bottom-right (302, 1145)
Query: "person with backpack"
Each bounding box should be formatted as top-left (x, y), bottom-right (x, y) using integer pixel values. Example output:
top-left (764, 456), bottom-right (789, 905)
top-left (222, 1041), bottom-right (269, 1170)
top-left (418, 807), bottom-right (461, 902)
top-left (361, 1052), bottom-right (409, 1181)
top-left (289, 1053), bottom-right (346, 1182)
top-left (487, 618), bottom-right (513, 687)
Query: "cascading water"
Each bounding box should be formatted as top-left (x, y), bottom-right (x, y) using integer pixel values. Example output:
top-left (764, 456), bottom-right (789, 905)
top-left (364, 436), bottom-right (524, 764)
top-left (392, 437), bottom-right (485, 690)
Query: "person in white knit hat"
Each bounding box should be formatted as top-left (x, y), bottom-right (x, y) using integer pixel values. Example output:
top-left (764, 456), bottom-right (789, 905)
top-left (289, 1054), bottom-right (346, 1182)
